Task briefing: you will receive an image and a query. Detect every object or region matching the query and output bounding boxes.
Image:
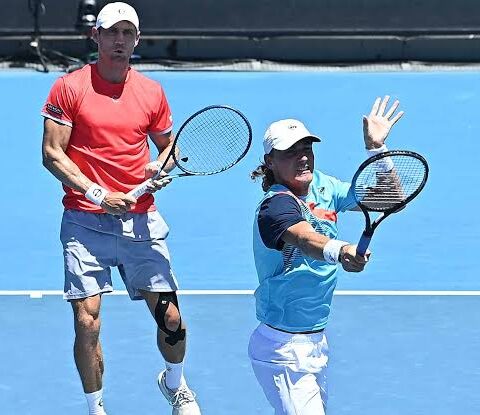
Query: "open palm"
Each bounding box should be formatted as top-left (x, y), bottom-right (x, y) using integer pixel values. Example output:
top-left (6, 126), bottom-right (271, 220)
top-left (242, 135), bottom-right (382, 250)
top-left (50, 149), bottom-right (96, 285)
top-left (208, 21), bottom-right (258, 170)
top-left (363, 96), bottom-right (404, 149)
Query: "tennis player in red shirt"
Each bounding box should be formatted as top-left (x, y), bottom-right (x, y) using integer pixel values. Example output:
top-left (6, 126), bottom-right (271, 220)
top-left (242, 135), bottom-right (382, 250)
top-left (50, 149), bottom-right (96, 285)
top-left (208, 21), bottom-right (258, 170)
top-left (41, 3), bottom-right (201, 414)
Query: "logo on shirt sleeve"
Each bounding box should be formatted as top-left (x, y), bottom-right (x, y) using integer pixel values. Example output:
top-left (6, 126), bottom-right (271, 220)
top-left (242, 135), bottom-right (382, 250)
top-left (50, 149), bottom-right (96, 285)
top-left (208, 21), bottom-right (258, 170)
top-left (46, 103), bottom-right (63, 116)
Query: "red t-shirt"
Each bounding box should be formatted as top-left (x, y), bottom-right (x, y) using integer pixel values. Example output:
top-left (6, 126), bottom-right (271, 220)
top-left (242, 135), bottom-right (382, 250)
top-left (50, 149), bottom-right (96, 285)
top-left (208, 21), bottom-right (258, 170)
top-left (41, 64), bottom-right (172, 213)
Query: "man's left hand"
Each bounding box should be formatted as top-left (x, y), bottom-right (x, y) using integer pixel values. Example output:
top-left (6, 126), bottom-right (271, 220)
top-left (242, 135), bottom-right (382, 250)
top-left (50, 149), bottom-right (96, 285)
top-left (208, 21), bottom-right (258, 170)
top-left (143, 161), bottom-right (172, 193)
top-left (363, 95), bottom-right (404, 149)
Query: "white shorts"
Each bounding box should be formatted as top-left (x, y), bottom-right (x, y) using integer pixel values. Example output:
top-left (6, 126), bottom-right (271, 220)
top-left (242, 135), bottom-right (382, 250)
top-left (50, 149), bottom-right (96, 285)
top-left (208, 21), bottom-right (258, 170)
top-left (248, 323), bottom-right (328, 415)
top-left (60, 209), bottom-right (179, 301)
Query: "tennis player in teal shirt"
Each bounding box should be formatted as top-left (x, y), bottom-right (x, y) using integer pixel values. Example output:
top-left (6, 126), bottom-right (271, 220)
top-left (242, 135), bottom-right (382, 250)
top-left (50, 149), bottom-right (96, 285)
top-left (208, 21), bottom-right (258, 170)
top-left (249, 96), bottom-right (404, 414)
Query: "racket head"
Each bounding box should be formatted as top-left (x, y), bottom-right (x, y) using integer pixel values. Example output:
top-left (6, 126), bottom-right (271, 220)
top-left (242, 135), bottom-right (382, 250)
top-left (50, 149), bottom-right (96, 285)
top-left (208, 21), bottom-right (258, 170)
top-left (352, 150), bottom-right (429, 213)
top-left (171, 105), bottom-right (252, 175)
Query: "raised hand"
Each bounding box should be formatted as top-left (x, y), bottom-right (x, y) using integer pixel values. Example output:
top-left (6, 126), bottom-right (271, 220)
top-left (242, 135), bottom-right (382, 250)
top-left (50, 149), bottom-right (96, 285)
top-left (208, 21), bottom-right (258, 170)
top-left (363, 95), bottom-right (404, 149)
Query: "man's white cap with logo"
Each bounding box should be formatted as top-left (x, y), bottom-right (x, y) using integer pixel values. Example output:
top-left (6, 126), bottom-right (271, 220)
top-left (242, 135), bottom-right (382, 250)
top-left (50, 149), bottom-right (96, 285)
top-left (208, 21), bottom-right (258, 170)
top-left (95, 2), bottom-right (139, 31)
top-left (263, 119), bottom-right (321, 154)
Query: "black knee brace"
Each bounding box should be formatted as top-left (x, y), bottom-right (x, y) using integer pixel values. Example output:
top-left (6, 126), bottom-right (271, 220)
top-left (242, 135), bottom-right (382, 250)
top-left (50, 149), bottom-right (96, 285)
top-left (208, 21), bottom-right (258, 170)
top-left (154, 292), bottom-right (186, 346)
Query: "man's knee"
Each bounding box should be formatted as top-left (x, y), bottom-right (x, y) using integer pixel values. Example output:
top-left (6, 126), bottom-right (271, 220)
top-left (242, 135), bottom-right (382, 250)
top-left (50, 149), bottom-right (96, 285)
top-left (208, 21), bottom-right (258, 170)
top-left (75, 313), bottom-right (101, 343)
top-left (154, 292), bottom-right (185, 346)
top-left (72, 298), bottom-right (101, 339)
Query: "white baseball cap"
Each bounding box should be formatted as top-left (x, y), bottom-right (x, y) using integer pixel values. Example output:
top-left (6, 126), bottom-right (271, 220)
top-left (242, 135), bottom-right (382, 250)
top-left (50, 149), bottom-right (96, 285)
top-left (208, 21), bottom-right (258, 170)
top-left (95, 2), bottom-right (140, 31)
top-left (263, 119), bottom-right (320, 154)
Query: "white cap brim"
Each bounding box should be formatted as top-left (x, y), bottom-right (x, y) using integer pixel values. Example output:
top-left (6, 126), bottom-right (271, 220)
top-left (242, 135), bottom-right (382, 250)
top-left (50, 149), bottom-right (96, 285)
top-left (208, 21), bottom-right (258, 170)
top-left (264, 134), bottom-right (321, 154)
top-left (272, 134), bottom-right (320, 151)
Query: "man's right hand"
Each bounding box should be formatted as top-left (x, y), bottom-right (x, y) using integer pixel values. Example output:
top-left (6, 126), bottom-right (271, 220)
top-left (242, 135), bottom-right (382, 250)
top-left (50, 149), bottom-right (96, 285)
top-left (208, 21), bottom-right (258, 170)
top-left (101, 192), bottom-right (137, 215)
top-left (339, 244), bottom-right (370, 273)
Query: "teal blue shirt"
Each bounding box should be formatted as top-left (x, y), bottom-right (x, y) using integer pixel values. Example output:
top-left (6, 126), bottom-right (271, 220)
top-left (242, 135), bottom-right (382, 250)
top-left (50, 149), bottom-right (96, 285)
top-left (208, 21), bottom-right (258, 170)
top-left (252, 170), bottom-right (356, 332)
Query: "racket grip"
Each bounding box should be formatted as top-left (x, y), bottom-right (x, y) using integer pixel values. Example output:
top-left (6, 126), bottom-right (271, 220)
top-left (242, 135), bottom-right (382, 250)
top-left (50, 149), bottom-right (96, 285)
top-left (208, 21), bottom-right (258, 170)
top-left (356, 233), bottom-right (371, 256)
top-left (127, 179), bottom-right (152, 199)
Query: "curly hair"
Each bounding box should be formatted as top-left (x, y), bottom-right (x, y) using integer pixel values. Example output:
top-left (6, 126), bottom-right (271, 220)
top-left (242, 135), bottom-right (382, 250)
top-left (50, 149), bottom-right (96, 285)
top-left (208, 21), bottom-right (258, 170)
top-left (250, 163), bottom-right (276, 192)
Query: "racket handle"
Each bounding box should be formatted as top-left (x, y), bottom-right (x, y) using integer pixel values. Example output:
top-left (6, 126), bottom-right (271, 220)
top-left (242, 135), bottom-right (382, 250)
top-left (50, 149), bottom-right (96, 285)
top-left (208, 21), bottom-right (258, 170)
top-left (356, 233), bottom-right (371, 256)
top-left (127, 179), bottom-right (152, 199)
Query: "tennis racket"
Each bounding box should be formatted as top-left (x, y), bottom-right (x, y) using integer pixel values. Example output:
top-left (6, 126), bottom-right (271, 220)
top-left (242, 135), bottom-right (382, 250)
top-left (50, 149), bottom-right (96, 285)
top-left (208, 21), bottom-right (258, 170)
top-left (128, 105), bottom-right (252, 199)
top-left (352, 150), bottom-right (429, 256)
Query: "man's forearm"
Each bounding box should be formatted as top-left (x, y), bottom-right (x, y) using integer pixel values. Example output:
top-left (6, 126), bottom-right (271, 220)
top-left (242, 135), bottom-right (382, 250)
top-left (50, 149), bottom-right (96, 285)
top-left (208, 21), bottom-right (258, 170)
top-left (296, 231), bottom-right (331, 261)
top-left (43, 148), bottom-right (93, 194)
top-left (156, 142), bottom-right (177, 173)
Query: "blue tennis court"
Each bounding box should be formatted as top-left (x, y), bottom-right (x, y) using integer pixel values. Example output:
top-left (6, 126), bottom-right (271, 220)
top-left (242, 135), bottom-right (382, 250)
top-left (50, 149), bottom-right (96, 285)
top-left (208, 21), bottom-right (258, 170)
top-left (1, 69), bottom-right (479, 414)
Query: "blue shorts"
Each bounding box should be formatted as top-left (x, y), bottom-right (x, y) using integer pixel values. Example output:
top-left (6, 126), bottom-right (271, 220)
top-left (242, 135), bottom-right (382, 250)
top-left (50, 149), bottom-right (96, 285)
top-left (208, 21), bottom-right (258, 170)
top-left (60, 209), bottom-right (179, 301)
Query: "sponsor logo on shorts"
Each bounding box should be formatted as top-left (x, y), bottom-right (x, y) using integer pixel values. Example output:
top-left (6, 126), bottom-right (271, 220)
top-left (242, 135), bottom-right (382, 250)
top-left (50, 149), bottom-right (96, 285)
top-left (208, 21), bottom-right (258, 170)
top-left (46, 103), bottom-right (63, 116)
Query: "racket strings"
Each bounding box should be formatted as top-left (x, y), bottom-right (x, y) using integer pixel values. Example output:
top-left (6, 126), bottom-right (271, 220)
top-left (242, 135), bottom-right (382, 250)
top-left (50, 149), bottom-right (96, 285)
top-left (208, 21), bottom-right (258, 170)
top-left (175, 108), bottom-right (251, 174)
top-left (178, 123), bottom-right (243, 170)
top-left (354, 154), bottom-right (427, 211)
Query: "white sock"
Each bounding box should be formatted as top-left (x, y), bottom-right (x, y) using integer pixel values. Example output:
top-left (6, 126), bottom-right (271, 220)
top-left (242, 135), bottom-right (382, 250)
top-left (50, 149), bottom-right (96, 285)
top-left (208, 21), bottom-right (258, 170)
top-left (85, 388), bottom-right (106, 415)
top-left (165, 361), bottom-right (185, 390)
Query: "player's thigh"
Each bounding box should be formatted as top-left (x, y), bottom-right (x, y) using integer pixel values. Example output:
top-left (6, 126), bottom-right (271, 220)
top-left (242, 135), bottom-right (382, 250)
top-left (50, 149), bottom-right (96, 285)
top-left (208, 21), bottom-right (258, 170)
top-left (60, 210), bottom-right (116, 300)
top-left (250, 362), bottom-right (325, 415)
top-left (117, 211), bottom-right (178, 300)
top-left (248, 325), bottom-right (328, 415)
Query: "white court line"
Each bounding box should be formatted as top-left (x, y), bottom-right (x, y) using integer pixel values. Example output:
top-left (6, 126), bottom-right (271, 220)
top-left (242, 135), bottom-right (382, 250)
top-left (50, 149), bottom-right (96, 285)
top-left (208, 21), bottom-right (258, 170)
top-left (335, 290), bottom-right (480, 296)
top-left (0, 290), bottom-right (254, 298)
top-left (2, 290), bottom-right (480, 299)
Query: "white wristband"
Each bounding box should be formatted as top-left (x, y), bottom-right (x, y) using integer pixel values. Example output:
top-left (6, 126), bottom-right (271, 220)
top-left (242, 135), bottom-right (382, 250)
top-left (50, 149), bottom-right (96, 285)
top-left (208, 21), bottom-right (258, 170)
top-left (323, 239), bottom-right (348, 264)
top-left (366, 144), bottom-right (388, 157)
top-left (366, 144), bottom-right (394, 172)
top-left (85, 184), bottom-right (108, 206)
